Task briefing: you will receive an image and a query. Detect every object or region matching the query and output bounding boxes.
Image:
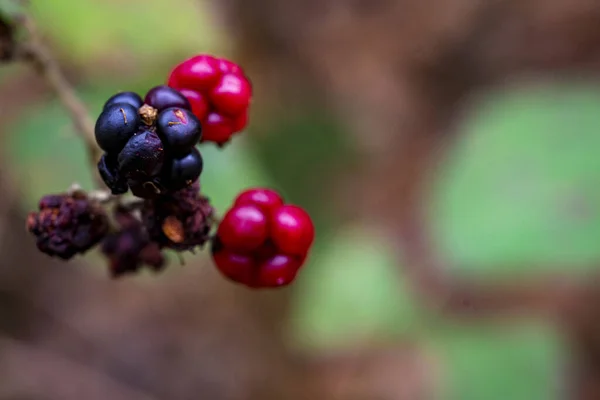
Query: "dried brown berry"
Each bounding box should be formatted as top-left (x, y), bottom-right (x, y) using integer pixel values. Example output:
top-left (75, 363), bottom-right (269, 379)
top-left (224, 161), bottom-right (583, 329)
top-left (101, 207), bottom-right (165, 278)
top-left (142, 180), bottom-right (214, 251)
top-left (26, 191), bottom-right (109, 260)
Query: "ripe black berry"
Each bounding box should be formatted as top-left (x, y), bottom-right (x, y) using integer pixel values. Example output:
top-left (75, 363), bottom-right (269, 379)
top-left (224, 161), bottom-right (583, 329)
top-left (97, 154), bottom-right (128, 195)
top-left (95, 103), bottom-right (141, 153)
top-left (156, 107), bottom-right (202, 155)
top-left (144, 85), bottom-right (191, 112)
top-left (166, 147), bottom-right (203, 190)
top-left (103, 91), bottom-right (144, 110)
top-left (117, 130), bottom-right (165, 182)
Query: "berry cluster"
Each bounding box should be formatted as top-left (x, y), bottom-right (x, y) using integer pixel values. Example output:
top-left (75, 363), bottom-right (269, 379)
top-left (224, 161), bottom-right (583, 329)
top-left (26, 53), bottom-right (314, 289)
top-left (168, 54), bottom-right (252, 145)
top-left (212, 188), bottom-right (315, 288)
top-left (95, 85), bottom-right (203, 198)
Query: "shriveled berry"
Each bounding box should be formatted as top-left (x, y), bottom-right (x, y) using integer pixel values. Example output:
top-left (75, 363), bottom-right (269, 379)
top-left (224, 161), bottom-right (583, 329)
top-left (117, 130), bottom-right (165, 182)
top-left (179, 88), bottom-right (209, 120)
top-left (256, 254), bottom-right (301, 287)
top-left (144, 85), bottom-right (191, 112)
top-left (97, 154), bottom-right (128, 195)
top-left (142, 180), bottom-right (214, 250)
top-left (128, 178), bottom-right (166, 199)
top-left (166, 147), bottom-right (203, 190)
top-left (103, 91), bottom-right (143, 110)
top-left (234, 188), bottom-right (284, 217)
top-left (95, 103), bottom-right (141, 153)
top-left (156, 107), bottom-right (202, 154)
top-left (27, 191), bottom-right (109, 260)
top-left (201, 112), bottom-right (234, 144)
top-left (209, 73), bottom-right (252, 116)
top-left (217, 204), bottom-right (268, 252)
top-left (168, 54), bottom-right (220, 91)
top-left (270, 205), bottom-right (315, 256)
top-left (212, 245), bottom-right (255, 285)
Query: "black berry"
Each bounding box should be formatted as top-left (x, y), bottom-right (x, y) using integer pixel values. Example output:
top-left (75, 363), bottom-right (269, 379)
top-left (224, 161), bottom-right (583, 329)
top-left (95, 103), bottom-right (141, 153)
top-left (165, 147), bottom-right (203, 190)
top-left (97, 154), bottom-right (128, 195)
top-left (117, 130), bottom-right (165, 182)
top-left (156, 107), bottom-right (202, 155)
top-left (103, 91), bottom-right (144, 110)
top-left (144, 85), bottom-right (191, 112)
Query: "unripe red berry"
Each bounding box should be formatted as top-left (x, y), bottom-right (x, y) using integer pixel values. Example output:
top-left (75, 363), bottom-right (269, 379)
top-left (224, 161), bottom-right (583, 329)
top-left (232, 110), bottom-right (249, 133)
top-left (270, 205), bottom-right (315, 256)
top-left (209, 74), bottom-right (252, 116)
top-left (234, 188), bottom-right (284, 217)
top-left (217, 205), bottom-right (268, 252)
top-left (256, 254), bottom-right (301, 287)
top-left (179, 88), bottom-right (209, 121)
top-left (202, 112), bottom-right (234, 144)
top-left (168, 54), bottom-right (220, 91)
top-left (212, 248), bottom-right (255, 284)
top-left (218, 59), bottom-right (242, 75)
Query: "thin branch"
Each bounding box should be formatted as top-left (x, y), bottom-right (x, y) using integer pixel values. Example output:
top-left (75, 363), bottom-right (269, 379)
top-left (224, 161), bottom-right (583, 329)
top-left (11, 13), bottom-right (105, 189)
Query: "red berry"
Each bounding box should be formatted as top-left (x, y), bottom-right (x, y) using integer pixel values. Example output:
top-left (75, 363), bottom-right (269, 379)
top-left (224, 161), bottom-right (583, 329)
top-left (212, 248), bottom-right (255, 284)
top-left (209, 74), bottom-right (252, 116)
top-left (270, 205), bottom-right (315, 256)
top-left (168, 54), bottom-right (220, 91)
top-left (217, 58), bottom-right (241, 75)
top-left (217, 205), bottom-right (268, 252)
top-left (179, 88), bottom-right (209, 120)
top-left (234, 188), bottom-right (284, 217)
top-left (232, 110), bottom-right (249, 133)
top-left (201, 112), bottom-right (234, 144)
top-left (256, 254), bottom-right (301, 287)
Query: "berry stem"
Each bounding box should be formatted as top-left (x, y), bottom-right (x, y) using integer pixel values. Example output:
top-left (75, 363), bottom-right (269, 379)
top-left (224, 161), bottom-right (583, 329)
top-left (10, 12), bottom-right (104, 189)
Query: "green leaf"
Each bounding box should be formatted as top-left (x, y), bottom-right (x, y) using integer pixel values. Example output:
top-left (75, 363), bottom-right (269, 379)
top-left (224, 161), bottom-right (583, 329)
top-left (432, 82), bottom-right (600, 273)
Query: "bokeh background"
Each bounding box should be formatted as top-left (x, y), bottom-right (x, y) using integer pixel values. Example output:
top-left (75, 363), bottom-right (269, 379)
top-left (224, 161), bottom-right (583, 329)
top-left (3, 0), bottom-right (600, 399)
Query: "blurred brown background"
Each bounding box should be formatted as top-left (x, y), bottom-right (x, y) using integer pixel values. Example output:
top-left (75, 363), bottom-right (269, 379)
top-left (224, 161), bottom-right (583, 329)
top-left (3, 0), bottom-right (600, 399)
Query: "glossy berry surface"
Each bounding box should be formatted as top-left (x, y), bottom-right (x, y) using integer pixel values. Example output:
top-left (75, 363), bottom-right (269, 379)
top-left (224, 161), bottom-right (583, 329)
top-left (94, 103), bottom-right (141, 153)
top-left (211, 188), bottom-right (314, 289)
top-left (144, 85), bottom-right (191, 112)
top-left (167, 54), bottom-right (252, 145)
top-left (168, 54), bottom-right (220, 91)
top-left (104, 91), bottom-right (144, 110)
top-left (270, 205), bottom-right (315, 256)
top-left (201, 112), bottom-right (234, 144)
top-left (217, 205), bottom-right (268, 252)
top-left (179, 89), bottom-right (209, 120)
top-left (166, 147), bottom-right (203, 190)
top-left (256, 254), bottom-right (301, 287)
top-left (156, 107), bottom-right (202, 154)
top-left (97, 154), bottom-right (128, 195)
top-left (117, 130), bottom-right (165, 181)
top-left (209, 74), bottom-right (252, 116)
top-left (234, 188), bottom-right (283, 216)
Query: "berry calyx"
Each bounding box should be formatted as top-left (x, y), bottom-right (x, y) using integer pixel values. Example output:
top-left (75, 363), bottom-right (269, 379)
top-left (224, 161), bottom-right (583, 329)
top-left (104, 91), bottom-right (144, 110)
top-left (94, 103), bottom-right (141, 153)
top-left (217, 204), bottom-right (268, 252)
top-left (209, 73), bottom-right (252, 116)
top-left (144, 85), bottom-right (191, 112)
top-left (156, 107), bottom-right (202, 154)
top-left (234, 188), bottom-right (284, 217)
top-left (270, 205), bottom-right (315, 256)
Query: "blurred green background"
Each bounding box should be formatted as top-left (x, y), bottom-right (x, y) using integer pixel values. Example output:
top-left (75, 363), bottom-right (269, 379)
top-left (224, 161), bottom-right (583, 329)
top-left (4, 0), bottom-right (600, 399)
